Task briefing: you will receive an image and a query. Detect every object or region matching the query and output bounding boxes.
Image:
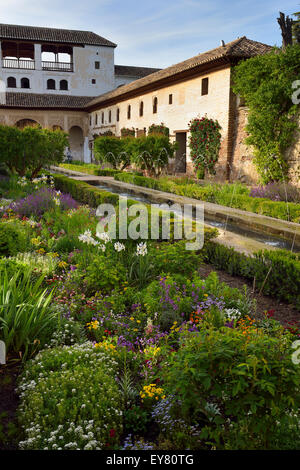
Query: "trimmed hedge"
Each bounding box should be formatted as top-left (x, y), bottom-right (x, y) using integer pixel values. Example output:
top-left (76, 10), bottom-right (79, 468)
top-left (53, 174), bottom-right (123, 207)
top-left (59, 163), bottom-right (121, 177)
top-left (203, 242), bottom-right (300, 309)
top-left (114, 173), bottom-right (300, 223)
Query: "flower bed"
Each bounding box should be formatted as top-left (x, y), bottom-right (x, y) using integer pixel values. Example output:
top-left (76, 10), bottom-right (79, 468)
top-left (1, 174), bottom-right (300, 450)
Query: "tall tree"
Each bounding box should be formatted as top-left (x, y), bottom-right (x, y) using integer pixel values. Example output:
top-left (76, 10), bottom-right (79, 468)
top-left (277, 11), bottom-right (293, 49)
top-left (292, 11), bottom-right (300, 43)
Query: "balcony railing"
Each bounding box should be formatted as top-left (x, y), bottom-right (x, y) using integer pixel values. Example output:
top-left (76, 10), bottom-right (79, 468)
top-left (2, 58), bottom-right (35, 69)
top-left (42, 61), bottom-right (73, 72)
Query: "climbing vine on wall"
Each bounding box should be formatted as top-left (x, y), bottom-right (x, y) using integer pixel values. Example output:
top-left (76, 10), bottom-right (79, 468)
top-left (233, 45), bottom-right (300, 183)
top-left (188, 117), bottom-right (222, 177)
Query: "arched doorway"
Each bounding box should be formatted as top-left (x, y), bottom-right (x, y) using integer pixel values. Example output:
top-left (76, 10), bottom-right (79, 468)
top-left (15, 119), bottom-right (39, 129)
top-left (69, 126), bottom-right (84, 161)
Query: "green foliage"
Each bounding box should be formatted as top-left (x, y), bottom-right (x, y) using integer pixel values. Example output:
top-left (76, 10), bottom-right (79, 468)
top-left (292, 11), bottom-right (300, 44)
top-left (148, 123), bottom-right (170, 137)
top-left (127, 134), bottom-right (176, 176)
top-left (94, 136), bottom-right (130, 170)
top-left (59, 162), bottom-right (122, 176)
top-left (53, 174), bottom-right (127, 208)
top-left (162, 325), bottom-right (300, 449)
top-left (233, 45), bottom-right (300, 183)
top-left (188, 117), bottom-right (222, 175)
top-left (121, 127), bottom-right (135, 137)
top-left (204, 242), bottom-right (300, 308)
top-left (84, 254), bottom-right (127, 294)
top-left (0, 125), bottom-right (68, 179)
top-left (17, 343), bottom-right (123, 450)
top-left (0, 220), bottom-right (29, 256)
top-left (0, 268), bottom-right (57, 360)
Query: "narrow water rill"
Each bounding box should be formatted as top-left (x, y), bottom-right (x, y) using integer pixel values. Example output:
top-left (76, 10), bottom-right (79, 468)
top-left (92, 181), bottom-right (300, 253)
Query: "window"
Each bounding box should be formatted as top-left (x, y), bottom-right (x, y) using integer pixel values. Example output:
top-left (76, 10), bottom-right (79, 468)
top-left (60, 80), bottom-right (68, 90)
top-left (153, 97), bottom-right (158, 114)
top-left (7, 77), bottom-right (16, 88)
top-left (21, 77), bottom-right (30, 89)
top-left (95, 114), bottom-right (98, 125)
top-left (116, 108), bottom-right (120, 122)
top-left (127, 105), bottom-right (131, 119)
top-left (201, 77), bottom-right (209, 96)
top-left (92, 79), bottom-right (96, 84)
top-left (169, 94), bottom-right (173, 104)
top-left (109, 110), bottom-right (111, 123)
top-left (95, 61), bottom-right (100, 70)
top-left (47, 79), bottom-right (56, 90)
top-left (139, 101), bottom-right (144, 117)
top-left (101, 112), bottom-right (104, 124)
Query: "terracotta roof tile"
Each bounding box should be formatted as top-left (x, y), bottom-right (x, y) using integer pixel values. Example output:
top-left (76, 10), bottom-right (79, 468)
top-left (0, 23), bottom-right (116, 47)
top-left (115, 65), bottom-right (161, 77)
top-left (1, 92), bottom-right (93, 109)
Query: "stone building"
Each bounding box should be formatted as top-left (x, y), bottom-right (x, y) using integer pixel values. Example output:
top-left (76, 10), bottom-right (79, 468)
top-left (0, 23), bottom-right (284, 182)
top-left (0, 23), bottom-right (159, 161)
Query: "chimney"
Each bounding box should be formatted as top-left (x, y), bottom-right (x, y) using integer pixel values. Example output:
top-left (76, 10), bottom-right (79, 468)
top-left (220, 40), bottom-right (225, 46)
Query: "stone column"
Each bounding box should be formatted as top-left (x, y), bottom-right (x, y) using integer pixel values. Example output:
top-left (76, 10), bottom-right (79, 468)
top-left (34, 43), bottom-right (42, 70)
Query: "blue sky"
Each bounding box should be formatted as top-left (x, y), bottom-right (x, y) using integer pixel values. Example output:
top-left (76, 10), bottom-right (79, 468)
top-left (0, 0), bottom-right (298, 68)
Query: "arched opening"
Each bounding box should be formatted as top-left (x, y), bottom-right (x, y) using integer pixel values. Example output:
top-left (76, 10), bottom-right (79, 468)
top-left (153, 97), bottom-right (158, 114)
top-left (116, 108), bottom-right (120, 122)
top-left (47, 79), bottom-right (56, 90)
top-left (139, 101), bottom-right (144, 117)
top-left (69, 126), bottom-right (84, 162)
top-left (21, 77), bottom-right (30, 89)
top-left (109, 110), bottom-right (112, 123)
top-left (7, 77), bottom-right (16, 88)
top-left (15, 119), bottom-right (39, 129)
top-left (127, 105), bottom-right (131, 119)
top-left (60, 80), bottom-right (68, 90)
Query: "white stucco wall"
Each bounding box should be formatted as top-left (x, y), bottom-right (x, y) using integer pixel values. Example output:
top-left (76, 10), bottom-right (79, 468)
top-left (90, 65), bottom-right (232, 163)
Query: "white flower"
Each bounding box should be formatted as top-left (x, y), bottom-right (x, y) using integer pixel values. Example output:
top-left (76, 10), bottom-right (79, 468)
top-left (53, 197), bottom-right (61, 206)
top-left (114, 242), bottom-right (125, 252)
top-left (96, 231), bottom-right (111, 244)
top-left (136, 242), bottom-right (147, 256)
top-left (98, 244), bottom-right (106, 252)
top-left (78, 230), bottom-right (98, 246)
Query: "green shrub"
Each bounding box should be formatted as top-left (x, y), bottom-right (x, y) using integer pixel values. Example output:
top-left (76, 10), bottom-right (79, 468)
top-left (162, 325), bottom-right (300, 449)
top-left (0, 221), bottom-right (29, 256)
top-left (94, 136), bottom-right (130, 170)
top-left (53, 174), bottom-right (127, 208)
top-left (59, 163), bottom-right (122, 176)
top-left (18, 343), bottom-right (123, 450)
top-left (204, 242), bottom-right (300, 308)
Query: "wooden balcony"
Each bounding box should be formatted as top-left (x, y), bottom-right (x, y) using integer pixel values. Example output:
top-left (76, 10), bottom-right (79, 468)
top-left (2, 58), bottom-right (35, 69)
top-left (42, 61), bottom-right (73, 72)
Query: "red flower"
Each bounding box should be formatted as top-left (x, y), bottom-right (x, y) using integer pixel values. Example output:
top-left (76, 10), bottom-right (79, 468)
top-left (109, 428), bottom-right (116, 438)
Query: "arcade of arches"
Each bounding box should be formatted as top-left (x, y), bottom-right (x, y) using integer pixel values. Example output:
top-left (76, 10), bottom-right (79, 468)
top-left (0, 109), bottom-right (90, 162)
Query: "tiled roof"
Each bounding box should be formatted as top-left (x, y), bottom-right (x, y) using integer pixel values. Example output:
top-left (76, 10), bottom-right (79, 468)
top-left (0, 23), bottom-right (117, 47)
top-left (88, 37), bottom-right (272, 108)
top-left (115, 65), bottom-right (161, 78)
top-left (1, 92), bottom-right (94, 109)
